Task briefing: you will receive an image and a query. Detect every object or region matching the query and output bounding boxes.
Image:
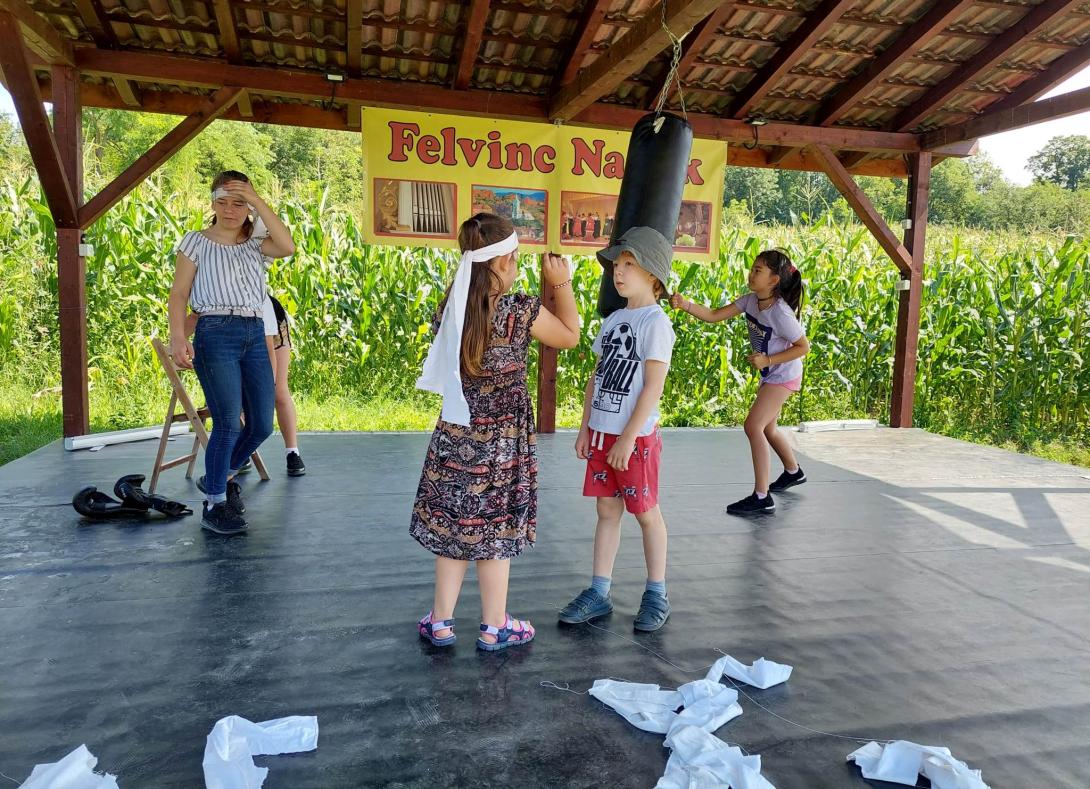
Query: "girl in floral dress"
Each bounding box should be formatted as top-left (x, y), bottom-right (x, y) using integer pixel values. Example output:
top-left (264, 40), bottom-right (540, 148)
top-left (411, 213), bottom-right (580, 651)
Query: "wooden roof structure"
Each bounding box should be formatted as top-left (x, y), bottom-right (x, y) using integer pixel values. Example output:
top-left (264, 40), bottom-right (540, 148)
top-left (1, 0), bottom-right (1089, 438)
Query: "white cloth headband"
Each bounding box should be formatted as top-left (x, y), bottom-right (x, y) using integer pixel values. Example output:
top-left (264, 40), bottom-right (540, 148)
top-left (416, 231), bottom-right (519, 426)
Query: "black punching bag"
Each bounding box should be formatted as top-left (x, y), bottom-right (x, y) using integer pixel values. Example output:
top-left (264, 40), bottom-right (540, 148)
top-left (597, 112), bottom-right (693, 317)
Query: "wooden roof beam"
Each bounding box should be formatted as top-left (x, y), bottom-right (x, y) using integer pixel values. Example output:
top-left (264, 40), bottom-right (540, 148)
top-left (112, 76), bottom-right (141, 107)
top-left (729, 0), bottom-right (855, 120)
top-left (891, 0), bottom-right (1086, 131)
top-left (811, 143), bottom-right (913, 274)
top-left (557, 0), bottom-right (610, 86)
top-left (0, 0), bottom-right (73, 65)
top-left (971, 43), bottom-right (1090, 117)
top-left (0, 11), bottom-right (77, 225)
top-left (346, 0), bottom-right (362, 76)
top-left (550, 0), bottom-right (724, 121)
top-left (237, 88), bottom-right (253, 117)
top-left (71, 0), bottom-right (117, 48)
top-left (213, 0), bottom-right (241, 62)
top-left (922, 83), bottom-right (1090, 148)
top-left (79, 86), bottom-right (242, 228)
top-left (765, 145), bottom-right (795, 166)
top-left (816, 0), bottom-right (977, 127)
top-left (644, 3), bottom-right (734, 110)
top-left (454, 0), bottom-right (490, 89)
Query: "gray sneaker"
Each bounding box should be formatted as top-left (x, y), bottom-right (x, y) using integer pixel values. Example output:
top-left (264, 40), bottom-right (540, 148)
top-left (558, 588), bottom-right (614, 624)
top-left (633, 590), bottom-right (670, 632)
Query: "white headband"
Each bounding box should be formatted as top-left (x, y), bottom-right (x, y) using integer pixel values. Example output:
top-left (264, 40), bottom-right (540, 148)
top-left (416, 231), bottom-right (519, 426)
top-left (212, 187), bottom-right (255, 213)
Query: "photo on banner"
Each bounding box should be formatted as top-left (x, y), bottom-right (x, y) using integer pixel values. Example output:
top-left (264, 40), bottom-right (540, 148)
top-left (361, 108), bottom-right (727, 262)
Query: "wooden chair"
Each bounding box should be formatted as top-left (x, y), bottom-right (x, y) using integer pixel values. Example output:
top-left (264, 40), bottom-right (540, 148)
top-left (149, 337), bottom-right (269, 493)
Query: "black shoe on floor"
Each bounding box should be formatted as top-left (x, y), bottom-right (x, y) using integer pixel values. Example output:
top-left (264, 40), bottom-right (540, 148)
top-left (196, 476), bottom-right (245, 514)
top-left (286, 451), bottom-right (306, 477)
top-left (769, 467), bottom-right (806, 492)
top-left (633, 590), bottom-right (670, 632)
top-left (727, 492), bottom-right (776, 515)
top-left (201, 501), bottom-right (248, 536)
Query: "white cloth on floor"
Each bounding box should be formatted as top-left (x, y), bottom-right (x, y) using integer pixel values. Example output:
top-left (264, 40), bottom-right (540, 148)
top-left (203, 715), bottom-right (319, 789)
top-left (656, 726), bottom-right (776, 789)
top-left (17, 745), bottom-right (119, 788)
top-left (847, 740), bottom-right (989, 789)
top-left (705, 655), bottom-right (793, 689)
top-left (588, 678), bottom-right (742, 736)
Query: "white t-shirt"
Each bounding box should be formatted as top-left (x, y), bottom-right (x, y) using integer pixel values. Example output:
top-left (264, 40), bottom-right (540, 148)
top-left (588, 304), bottom-right (675, 437)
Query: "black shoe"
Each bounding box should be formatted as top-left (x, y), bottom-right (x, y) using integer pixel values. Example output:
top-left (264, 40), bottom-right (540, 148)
top-left (727, 492), bottom-right (776, 515)
top-left (558, 588), bottom-right (613, 624)
top-left (769, 467), bottom-right (806, 492)
top-left (196, 476), bottom-right (245, 514)
top-left (286, 451), bottom-right (306, 477)
top-left (633, 590), bottom-right (670, 632)
top-left (201, 501), bottom-right (248, 536)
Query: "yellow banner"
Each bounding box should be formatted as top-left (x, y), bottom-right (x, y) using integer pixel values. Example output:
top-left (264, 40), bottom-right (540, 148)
top-left (362, 108), bottom-right (726, 262)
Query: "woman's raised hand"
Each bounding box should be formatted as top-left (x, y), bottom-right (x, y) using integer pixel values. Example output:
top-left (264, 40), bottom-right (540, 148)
top-left (221, 179), bottom-right (263, 207)
top-left (542, 252), bottom-right (571, 287)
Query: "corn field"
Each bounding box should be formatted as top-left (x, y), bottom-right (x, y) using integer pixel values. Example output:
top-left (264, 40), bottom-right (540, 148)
top-left (1, 179), bottom-right (1088, 456)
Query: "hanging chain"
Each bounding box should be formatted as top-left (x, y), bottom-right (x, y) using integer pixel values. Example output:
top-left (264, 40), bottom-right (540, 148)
top-left (653, 0), bottom-right (688, 119)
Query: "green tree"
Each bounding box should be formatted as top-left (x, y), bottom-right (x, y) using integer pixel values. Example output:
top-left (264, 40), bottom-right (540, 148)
top-left (1027, 135), bottom-right (1090, 190)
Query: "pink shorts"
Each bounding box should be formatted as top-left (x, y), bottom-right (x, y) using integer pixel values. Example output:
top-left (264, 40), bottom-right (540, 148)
top-left (762, 376), bottom-right (802, 392)
top-left (582, 427), bottom-right (662, 514)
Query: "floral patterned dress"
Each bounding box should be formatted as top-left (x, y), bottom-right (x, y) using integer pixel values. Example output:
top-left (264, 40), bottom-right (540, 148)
top-left (410, 294), bottom-right (542, 560)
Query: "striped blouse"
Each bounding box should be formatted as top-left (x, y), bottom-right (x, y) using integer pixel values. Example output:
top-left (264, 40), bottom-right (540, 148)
top-left (174, 230), bottom-right (269, 314)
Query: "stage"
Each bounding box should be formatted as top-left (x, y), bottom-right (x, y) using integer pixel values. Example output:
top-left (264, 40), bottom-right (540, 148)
top-left (1, 428), bottom-right (1088, 787)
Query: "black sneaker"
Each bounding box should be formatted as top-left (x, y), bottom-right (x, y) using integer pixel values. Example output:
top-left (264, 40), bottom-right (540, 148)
top-left (769, 467), bottom-right (806, 492)
top-left (201, 501), bottom-right (248, 536)
top-left (196, 476), bottom-right (245, 514)
top-left (633, 590), bottom-right (670, 632)
top-left (727, 492), bottom-right (776, 515)
top-left (286, 451), bottom-right (306, 477)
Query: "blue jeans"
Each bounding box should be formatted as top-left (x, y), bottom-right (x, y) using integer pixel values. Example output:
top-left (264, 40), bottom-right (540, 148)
top-left (192, 315), bottom-right (274, 497)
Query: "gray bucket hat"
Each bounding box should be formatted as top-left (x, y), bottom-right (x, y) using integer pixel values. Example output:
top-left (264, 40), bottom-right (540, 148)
top-left (597, 226), bottom-right (674, 296)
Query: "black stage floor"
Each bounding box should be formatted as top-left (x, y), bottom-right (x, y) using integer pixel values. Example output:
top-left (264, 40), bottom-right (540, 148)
top-left (2, 428), bottom-right (1089, 787)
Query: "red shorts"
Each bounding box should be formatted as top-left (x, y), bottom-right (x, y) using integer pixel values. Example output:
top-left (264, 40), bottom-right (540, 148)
top-left (582, 427), bottom-right (662, 514)
top-left (761, 376), bottom-right (802, 392)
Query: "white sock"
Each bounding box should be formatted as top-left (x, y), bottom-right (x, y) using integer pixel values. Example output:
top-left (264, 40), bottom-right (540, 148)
top-left (755, 491), bottom-right (768, 500)
top-left (285, 447), bottom-right (298, 456)
top-left (785, 466), bottom-right (799, 474)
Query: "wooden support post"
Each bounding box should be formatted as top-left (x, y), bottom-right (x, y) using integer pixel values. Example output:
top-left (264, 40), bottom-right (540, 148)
top-left (52, 65), bottom-right (89, 437)
top-left (78, 86), bottom-right (242, 228)
top-left (0, 12), bottom-right (77, 226)
top-left (890, 152), bottom-right (930, 428)
top-left (536, 254), bottom-right (558, 434)
top-left (811, 143), bottom-right (914, 275)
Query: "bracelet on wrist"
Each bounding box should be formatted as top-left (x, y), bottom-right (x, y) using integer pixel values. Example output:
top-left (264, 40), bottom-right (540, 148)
top-left (552, 279), bottom-right (572, 290)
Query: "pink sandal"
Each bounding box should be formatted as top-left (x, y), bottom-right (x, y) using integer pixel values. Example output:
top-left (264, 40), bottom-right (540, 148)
top-left (477, 614), bottom-right (535, 651)
top-left (418, 612), bottom-right (456, 647)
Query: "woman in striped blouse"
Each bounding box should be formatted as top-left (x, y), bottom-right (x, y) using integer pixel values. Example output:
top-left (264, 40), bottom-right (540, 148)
top-left (167, 170), bottom-right (295, 536)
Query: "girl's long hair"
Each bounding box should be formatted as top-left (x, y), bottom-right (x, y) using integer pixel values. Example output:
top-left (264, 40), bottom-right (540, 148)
top-left (210, 170), bottom-right (255, 241)
top-left (757, 249), bottom-right (804, 318)
top-left (437, 213), bottom-right (516, 378)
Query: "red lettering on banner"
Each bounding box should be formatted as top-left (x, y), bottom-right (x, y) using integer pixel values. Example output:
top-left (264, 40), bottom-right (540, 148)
top-left (388, 121), bottom-right (419, 162)
top-left (686, 159), bottom-right (705, 185)
top-left (535, 145), bottom-right (556, 174)
top-left (417, 135), bottom-right (441, 164)
top-left (505, 143), bottom-right (534, 172)
top-left (571, 138), bottom-right (605, 177)
top-left (487, 131), bottom-right (503, 169)
top-left (603, 151), bottom-right (624, 180)
top-left (440, 127), bottom-right (458, 166)
top-left (457, 137), bottom-right (486, 166)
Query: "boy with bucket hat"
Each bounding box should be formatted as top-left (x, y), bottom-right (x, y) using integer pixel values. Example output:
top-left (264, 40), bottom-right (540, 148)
top-left (560, 226), bottom-right (677, 632)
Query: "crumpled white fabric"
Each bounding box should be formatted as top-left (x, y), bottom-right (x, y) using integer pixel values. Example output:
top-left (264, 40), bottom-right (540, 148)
top-left (705, 655), bottom-right (793, 689)
top-left (588, 678), bottom-right (742, 736)
top-left (656, 726), bottom-right (775, 789)
top-left (415, 231), bottom-right (520, 426)
top-left (847, 740), bottom-right (989, 789)
top-left (589, 655), bottom-right (786, 787)
top-left (17, 745), bottom-right (119, 788)
top-left (202, 715), bottom-right (319, 789)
